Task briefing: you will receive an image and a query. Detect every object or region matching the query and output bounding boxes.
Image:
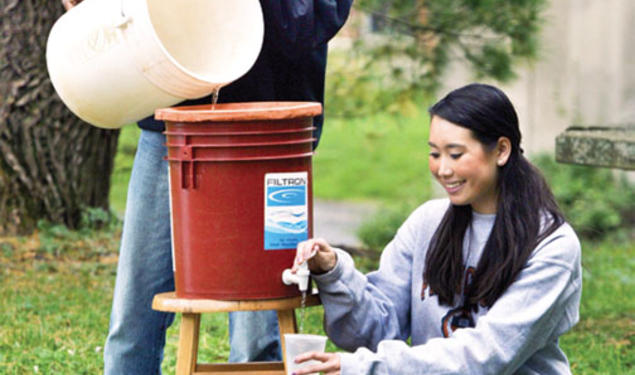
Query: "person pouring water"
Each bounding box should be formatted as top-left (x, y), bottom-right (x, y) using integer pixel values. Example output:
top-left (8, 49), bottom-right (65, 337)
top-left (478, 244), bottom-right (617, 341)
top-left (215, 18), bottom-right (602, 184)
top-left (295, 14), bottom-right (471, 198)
top-left (62, 0), bottom-right (352, 373)
top-left (291, 83), bottom-right (582, 374)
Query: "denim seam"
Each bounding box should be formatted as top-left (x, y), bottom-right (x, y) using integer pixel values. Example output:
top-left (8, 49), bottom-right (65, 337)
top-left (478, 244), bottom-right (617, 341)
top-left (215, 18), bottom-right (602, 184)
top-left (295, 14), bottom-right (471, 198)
top-left (154, 311), bottom-right (175, 375)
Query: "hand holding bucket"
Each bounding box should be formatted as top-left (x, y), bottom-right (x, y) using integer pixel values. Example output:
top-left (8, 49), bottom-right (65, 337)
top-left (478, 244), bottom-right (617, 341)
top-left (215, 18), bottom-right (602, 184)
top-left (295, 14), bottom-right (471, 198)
top-left (62, 0), bottom-right (81, 11)
top-left (47, 0), bottom-right (264, 128)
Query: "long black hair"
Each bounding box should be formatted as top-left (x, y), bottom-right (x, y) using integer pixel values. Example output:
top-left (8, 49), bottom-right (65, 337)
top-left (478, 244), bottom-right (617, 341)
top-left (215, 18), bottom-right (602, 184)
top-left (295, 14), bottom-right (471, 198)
top-left (424, 83), bottom-right (564, 309)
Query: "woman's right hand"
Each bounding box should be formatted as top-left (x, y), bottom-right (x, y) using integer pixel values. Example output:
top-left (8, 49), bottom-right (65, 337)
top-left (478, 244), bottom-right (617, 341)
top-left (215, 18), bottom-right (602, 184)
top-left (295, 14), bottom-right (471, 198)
top-left (293, 238), bottom-right (337, 275)
top-left (62, 0), bottom-right (82, 11)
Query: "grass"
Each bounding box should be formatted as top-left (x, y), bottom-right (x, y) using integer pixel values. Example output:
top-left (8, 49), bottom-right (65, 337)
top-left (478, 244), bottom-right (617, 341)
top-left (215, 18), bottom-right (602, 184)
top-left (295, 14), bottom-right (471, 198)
top-left (559, 240), bottom-right (634, 373)
top-left (0, 229), bottom-right (117, 374)
top-left (0, 226), bottom-right (331, 374)
top-left (0, 229), bottom-right (632, 374)
top-left (314, 110), bottom-right (431, 203)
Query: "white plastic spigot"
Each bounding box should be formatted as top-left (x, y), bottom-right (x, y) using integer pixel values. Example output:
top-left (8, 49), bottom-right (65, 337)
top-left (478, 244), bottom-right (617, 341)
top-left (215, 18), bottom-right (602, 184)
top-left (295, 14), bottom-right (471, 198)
top-left (282, 262), bottom-right (310, 292)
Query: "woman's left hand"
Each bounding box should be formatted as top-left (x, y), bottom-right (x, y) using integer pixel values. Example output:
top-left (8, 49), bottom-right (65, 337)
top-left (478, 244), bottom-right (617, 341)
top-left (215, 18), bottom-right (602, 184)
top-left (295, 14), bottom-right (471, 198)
top-left (292, 351), bottom-right (341, 375)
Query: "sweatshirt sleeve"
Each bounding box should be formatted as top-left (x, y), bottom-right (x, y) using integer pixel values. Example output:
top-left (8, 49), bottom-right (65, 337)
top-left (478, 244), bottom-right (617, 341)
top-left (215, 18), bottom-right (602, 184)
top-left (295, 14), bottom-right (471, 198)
top-left (318, 224), bottom-right (582, 375)
top-left (260, 0), bottom-right (353, 59)
top-left (312, 205), bottom-right (424, 351)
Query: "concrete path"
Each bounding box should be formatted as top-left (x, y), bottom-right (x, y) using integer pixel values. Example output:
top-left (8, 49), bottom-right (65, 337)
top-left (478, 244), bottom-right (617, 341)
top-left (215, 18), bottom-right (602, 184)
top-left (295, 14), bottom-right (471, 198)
top-left (313, 199), bottom-right (379, 247)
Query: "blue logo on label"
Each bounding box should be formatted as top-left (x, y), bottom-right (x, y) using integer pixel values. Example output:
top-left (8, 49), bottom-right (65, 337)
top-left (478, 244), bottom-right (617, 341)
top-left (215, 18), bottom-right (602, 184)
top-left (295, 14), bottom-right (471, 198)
top-left (264, 173), bottom-right (308, 250)
top-left (267, 187), bottom-right (306, 206)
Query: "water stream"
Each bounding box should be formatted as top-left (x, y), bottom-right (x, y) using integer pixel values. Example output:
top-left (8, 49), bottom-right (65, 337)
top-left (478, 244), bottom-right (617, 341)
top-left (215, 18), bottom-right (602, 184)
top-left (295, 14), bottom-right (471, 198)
top-left (298, 291), bottom-right (307, 333)
top-left (211, 87), bottom-right (220, 110)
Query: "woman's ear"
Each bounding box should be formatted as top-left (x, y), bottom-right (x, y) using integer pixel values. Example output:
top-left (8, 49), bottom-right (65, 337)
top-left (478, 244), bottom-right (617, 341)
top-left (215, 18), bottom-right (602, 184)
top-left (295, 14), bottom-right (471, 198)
top-left (496, 137), bottom-right (512, 166)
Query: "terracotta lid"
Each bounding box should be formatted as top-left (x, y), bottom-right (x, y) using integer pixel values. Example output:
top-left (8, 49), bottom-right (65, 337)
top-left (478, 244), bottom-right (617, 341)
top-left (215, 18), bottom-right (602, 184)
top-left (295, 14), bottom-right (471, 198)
top-left (155, 101), bottom-right (322, 122)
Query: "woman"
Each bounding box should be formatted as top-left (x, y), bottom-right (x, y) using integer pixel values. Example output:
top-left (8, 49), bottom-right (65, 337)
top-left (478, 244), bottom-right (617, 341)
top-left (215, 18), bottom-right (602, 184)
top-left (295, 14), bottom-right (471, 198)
top-left (291, 83), bottom-right (582, 374)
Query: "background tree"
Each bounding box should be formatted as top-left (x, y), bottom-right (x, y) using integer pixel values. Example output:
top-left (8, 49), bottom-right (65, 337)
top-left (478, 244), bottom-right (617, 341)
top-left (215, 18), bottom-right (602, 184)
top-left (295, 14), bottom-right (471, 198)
top-left (327, 0), bottom-right (547, 116)
top-left (0, 0), bottom-right (119, 235)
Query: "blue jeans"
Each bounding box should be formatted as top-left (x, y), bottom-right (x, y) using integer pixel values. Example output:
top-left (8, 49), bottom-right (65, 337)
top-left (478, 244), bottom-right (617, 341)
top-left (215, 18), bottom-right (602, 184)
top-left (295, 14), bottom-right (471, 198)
top-left (104, 130), bottom-right (281, 374)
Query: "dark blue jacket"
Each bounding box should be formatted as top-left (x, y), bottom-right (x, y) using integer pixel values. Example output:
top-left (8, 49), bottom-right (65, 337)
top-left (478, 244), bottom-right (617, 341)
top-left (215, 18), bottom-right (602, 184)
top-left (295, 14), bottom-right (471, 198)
top-left (139, 0), bottom-right (353, 149)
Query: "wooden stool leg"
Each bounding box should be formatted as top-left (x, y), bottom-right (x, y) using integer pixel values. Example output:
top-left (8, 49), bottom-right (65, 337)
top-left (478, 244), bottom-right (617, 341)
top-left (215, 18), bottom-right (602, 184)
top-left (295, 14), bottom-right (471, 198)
top-left (176, 313), bottom-right (201, 375)
top-left (277, 309), bottom-right (297, 374)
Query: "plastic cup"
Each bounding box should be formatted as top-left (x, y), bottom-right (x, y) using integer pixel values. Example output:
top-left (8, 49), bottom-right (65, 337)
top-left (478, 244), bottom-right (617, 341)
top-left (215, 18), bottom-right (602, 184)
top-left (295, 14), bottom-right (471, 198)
top-left (283, 333), bottom-right (328, 375)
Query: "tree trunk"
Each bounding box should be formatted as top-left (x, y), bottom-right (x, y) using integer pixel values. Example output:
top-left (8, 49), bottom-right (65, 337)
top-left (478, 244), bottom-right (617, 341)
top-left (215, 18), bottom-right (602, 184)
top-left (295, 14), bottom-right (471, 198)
top-left (0, 0), bottom-right (120, 235)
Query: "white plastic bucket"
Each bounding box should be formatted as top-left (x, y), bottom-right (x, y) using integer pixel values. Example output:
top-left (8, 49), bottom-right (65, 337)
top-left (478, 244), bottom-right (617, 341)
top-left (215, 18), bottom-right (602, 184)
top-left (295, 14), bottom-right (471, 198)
top-left (46, 0), bottom-right (264, 128)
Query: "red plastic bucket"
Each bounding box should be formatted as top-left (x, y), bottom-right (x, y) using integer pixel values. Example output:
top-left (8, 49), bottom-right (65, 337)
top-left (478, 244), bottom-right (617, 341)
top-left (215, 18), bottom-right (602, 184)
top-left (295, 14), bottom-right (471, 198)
top-left (156, 102), bottom-right (322, 300)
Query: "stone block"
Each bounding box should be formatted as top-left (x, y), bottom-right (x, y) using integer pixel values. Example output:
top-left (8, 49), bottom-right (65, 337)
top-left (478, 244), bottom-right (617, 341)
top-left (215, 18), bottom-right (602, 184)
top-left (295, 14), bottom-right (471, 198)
top-left (555, 125), bottom-right (635, 170)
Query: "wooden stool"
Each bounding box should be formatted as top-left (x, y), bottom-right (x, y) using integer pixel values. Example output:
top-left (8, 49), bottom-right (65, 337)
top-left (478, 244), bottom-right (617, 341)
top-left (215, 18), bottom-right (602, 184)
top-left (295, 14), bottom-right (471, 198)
top-left (152, 291), bottom-right (321, 375)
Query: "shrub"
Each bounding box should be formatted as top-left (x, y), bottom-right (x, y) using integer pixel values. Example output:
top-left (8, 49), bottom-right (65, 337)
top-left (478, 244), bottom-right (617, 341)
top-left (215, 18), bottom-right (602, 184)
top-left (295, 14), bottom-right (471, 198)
top-left (357, 201), bottom-right (419, 252)
top-left (532, 154), bottom-right (634, 240)
top-left (325, 49), bottom-right (423, 119)
top-left (37, 207), bottom-right (121, 256)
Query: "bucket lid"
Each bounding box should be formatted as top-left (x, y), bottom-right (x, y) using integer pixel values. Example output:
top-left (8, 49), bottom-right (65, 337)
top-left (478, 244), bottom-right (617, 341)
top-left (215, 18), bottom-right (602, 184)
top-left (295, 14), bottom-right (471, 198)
top-left (155, 102), bottom-right (322, 123)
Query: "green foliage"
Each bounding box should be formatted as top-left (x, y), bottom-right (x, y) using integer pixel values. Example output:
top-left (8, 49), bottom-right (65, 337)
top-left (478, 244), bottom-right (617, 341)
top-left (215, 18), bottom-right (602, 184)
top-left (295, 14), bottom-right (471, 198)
top-left (531, 154), bottom-right (634, 240)
top-left (1, 242), bottom-right (13, 257)
top-left (36, 207), bottom-right (121, 257)
top-left (80, 206), bottom-right (116, 230)
top-left (325, 49), bottom-right (424, 117)
top-left (36, 220), bottom-right (73, 256)
top-left (329, 0), bottom-right (547, 115)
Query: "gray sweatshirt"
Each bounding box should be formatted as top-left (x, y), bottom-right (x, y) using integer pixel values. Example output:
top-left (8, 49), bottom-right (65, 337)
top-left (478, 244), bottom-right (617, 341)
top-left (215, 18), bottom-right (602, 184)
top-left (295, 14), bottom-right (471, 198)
top-left (313, 198), bottom-right (582, 374)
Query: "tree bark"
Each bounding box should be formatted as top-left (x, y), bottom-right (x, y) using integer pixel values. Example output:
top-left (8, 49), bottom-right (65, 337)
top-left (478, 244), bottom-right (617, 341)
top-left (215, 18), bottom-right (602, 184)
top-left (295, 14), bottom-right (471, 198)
top-left (0, 0), bottom-right (120, 235)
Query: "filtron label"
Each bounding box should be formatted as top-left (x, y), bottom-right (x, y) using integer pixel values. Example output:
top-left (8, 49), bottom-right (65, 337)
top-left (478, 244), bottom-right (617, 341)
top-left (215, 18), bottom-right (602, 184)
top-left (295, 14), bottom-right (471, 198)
top-left (264, 172), bottom-right (308, 250)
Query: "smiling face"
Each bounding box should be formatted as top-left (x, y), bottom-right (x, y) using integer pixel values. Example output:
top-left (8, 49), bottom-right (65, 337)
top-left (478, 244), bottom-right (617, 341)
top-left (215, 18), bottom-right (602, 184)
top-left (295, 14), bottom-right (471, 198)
top-left (428, 115), bottom-right (509, 214)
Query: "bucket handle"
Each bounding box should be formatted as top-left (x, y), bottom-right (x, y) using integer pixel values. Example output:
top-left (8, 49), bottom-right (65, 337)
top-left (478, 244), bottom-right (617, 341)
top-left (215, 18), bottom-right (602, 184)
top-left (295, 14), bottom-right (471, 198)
top-left (112, 0), bottom-right (132, 28)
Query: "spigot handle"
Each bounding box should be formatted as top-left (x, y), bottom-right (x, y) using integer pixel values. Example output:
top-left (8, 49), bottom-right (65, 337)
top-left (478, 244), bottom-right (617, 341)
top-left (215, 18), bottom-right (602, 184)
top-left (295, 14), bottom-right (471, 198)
top-left (282, 269), bottom-right (296, 286)
top-left (281, 263), bottom-right (311, 292)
